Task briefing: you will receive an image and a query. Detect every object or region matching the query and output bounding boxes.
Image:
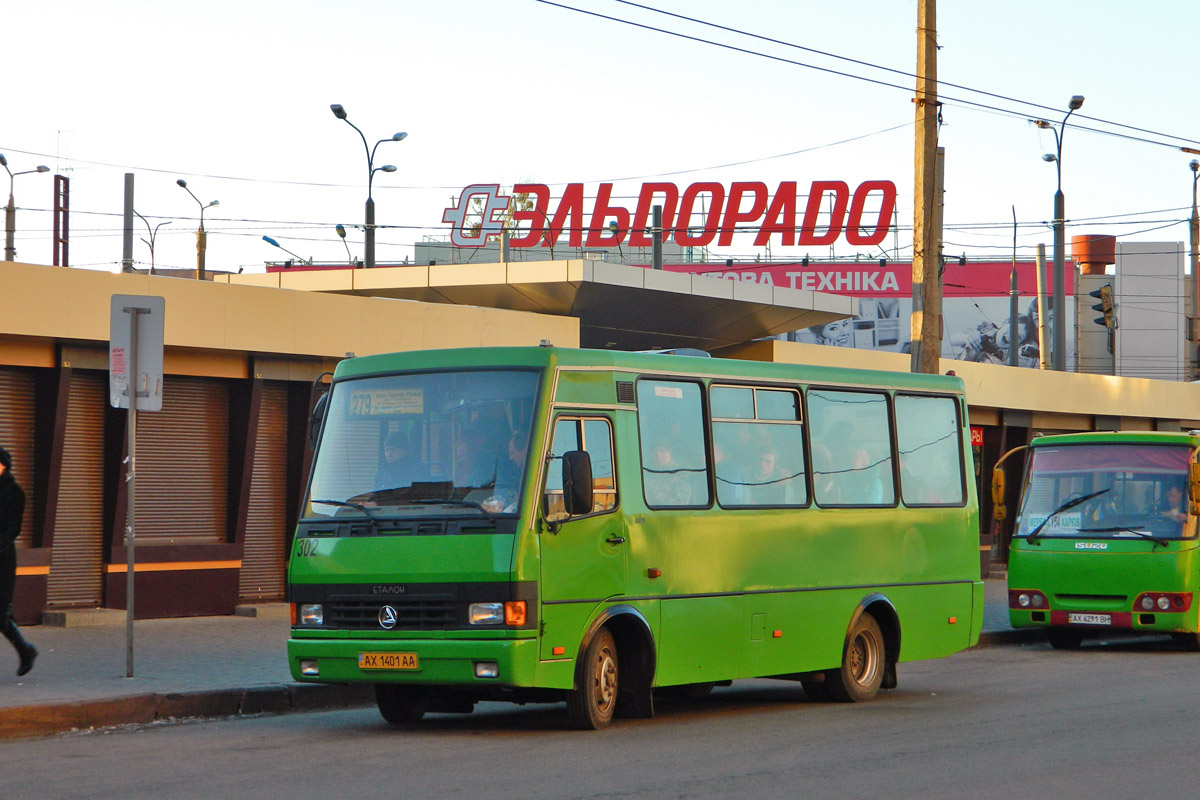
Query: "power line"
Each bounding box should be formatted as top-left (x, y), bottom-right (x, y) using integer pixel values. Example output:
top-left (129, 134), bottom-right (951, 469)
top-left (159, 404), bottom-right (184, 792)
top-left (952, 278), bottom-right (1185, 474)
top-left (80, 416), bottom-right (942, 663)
top-left (538, 0), bottom-right (1200, 152)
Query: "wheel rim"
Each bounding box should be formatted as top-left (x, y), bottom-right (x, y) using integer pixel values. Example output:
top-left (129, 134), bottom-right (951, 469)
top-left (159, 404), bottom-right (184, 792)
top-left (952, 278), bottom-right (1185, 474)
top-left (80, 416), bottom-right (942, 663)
top-left (594, 645), bottom-right (617, 715)
top-left (848, 628), bottom-right (881, 687)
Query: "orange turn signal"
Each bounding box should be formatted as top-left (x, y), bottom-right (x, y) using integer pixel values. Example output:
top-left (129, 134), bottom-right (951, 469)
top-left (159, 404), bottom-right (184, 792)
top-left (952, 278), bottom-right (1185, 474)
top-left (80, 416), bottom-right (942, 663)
top-left (289, 603), bottom-right (297, 626)
top-left (948, 616), bottom-right (957, 624)
top-left (505, 601), bottom-right (527, 626)
top-left (552, 646), bottom-right (566, 655)
top-left (772, 630), bottom-right (782, 638)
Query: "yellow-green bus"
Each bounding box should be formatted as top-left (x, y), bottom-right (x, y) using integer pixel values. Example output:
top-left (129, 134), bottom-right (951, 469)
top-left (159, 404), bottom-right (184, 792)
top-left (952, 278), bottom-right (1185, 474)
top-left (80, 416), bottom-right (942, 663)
top-left (287, 346), bottom-right (983, 729)
top-left (1003, 431), bottom-right (1200, 649)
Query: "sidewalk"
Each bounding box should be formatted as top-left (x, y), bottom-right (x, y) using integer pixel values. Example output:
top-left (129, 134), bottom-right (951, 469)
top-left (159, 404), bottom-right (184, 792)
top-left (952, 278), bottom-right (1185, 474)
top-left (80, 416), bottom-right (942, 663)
top-left (0, 580), bottom-right (1034, 740)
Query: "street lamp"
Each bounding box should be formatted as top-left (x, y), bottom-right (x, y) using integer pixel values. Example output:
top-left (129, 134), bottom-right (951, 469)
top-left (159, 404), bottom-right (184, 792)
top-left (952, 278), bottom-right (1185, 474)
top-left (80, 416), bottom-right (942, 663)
top-left (1, 154), bottom-right (50, 263)
top-left (262, 235), bottom-right (312, 266)
top-left (330, 103), bottom-right (406, 269)
top-left (176, 179), bottom-right (218, 281)
top-left (1033, 94), bottom-right (1085, 371)
top-left (134, 211), bottom-right (171, 276)
top-left (335, 224), bottom-right (358, 266)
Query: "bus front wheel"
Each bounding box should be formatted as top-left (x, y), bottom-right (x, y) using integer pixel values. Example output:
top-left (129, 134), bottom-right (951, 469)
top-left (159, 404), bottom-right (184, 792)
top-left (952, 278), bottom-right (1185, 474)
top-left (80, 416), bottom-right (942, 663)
top-left (375, 684), bottom-right (431, 724)
top-left (567, 628), bottom-right (619, 730)
top-left (826, 612), bottom-right (885, 703)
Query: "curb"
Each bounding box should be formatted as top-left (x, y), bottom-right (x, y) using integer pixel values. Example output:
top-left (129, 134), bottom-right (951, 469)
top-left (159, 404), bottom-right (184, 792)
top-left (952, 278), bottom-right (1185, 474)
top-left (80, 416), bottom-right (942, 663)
top-left (0, 683), bottom-right (374, 740)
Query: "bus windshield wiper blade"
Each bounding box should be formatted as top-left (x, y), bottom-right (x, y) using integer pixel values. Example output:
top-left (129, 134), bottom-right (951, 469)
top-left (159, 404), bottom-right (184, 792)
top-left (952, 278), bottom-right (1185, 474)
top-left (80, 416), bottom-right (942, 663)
top-left (311, 498), bottom-right (382, 527)
top-left (1080, 526), bottom-right (1170, 548)
top-left (1026, 488), bottom-right (1110, 543)
top-left (406, 498), bottom-right (495, 518)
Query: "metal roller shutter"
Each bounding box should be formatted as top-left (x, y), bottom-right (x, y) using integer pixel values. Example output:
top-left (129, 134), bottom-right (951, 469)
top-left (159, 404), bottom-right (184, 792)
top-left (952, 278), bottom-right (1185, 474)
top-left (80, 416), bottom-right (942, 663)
top-left (136, 376), bottom-right (229, 545)
top-left (0, 367), bottom-right (37, 549)
top-left (46, 371), bottom-right (105, 607)
top-left (240, 381), bottom-right (287, 601)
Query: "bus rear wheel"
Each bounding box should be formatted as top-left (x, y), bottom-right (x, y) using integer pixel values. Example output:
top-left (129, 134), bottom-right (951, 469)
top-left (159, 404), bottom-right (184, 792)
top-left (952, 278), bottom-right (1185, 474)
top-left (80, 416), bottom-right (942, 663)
top-left (826, 612), bottom-right (885, 703)
top-left (375, 684), bottom-right (431, 724)
top-left (567, 628), bottom-right (619, 730)
top-left (1047, 629), bottom-right (1083, 650)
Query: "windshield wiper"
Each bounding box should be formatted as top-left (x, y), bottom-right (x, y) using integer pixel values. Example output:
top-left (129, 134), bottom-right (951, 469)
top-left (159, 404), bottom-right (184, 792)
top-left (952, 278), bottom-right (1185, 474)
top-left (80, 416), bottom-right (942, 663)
top-left (406, 498), bottom-right (496, 518)
top-left (310, 498), bottom-right (382, 530)
top-left (1079, 526), bottom-right (1170, 548)
top-left (1026, 488), bottom-right (1109, 543)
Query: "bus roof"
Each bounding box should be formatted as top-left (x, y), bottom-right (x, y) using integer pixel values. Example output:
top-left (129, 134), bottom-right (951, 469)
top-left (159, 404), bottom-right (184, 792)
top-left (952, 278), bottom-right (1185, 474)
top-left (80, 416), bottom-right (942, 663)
top-left (1031, 430), bottom-right (1200, 448)
top-left (332, 346), bottom-right (966, 395)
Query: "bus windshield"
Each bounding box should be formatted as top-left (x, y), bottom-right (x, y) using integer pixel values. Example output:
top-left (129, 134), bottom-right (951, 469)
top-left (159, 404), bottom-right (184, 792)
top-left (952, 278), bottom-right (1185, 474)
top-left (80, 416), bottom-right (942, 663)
top-left (1015, 443), bottom-right (1193, 540)
top-left (304, 369), bottom-right (540, 519)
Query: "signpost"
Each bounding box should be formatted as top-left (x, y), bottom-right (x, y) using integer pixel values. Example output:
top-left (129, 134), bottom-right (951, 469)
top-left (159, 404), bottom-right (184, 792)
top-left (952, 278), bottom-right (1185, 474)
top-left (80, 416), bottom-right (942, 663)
top-left (109, 295), bottom-right (165, 678)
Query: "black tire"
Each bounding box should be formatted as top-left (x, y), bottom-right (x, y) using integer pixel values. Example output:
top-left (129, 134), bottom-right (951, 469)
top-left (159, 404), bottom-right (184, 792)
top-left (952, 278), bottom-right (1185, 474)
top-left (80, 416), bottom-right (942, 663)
top-left (567, 628), bottom-right (619, 730)
top-left (375, 684), bottom-right (431, 724)
top-left (826, 612), bottom-right (885, 703)
top-left (1047, 629), bottom-right (1084, 650)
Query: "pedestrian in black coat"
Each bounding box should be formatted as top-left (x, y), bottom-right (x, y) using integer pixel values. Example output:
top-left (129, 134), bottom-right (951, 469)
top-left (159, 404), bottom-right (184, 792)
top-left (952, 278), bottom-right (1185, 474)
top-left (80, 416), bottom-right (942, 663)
top-left (0, 447), bottom-right (37, 676)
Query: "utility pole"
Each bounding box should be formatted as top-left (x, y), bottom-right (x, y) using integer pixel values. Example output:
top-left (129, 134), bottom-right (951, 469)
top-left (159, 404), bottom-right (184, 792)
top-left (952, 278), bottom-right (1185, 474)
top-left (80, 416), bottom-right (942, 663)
top-left (910, 0), bottom-right (940, 374)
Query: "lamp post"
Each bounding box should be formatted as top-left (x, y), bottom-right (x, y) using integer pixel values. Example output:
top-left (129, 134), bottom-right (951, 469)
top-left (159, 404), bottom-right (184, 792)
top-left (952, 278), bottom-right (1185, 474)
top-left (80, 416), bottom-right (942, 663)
top-left (1033, 94), bottom-right (1085, 371)
top-left (176, 179), bottom-right (218, 280)
top-left (1, 154), bottom-right (50, 263)
top-left (262, 235), bottom-right (312, 266)
top-left (335, 224), bottom-right (358, 266)
top-left (1190, 159), bottom-right (1199, 379)
top-left (330, 104), bottom-right (406, 269)
top-left (134, 211), bottom-right (171, 276)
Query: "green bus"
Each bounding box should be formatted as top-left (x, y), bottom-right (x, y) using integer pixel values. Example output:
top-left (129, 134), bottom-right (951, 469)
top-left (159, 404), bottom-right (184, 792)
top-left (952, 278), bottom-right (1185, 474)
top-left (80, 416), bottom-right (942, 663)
top-left (1002, 431), bottom-right (1200, 649)
top-left (287, 346), bottom-right (983, 729)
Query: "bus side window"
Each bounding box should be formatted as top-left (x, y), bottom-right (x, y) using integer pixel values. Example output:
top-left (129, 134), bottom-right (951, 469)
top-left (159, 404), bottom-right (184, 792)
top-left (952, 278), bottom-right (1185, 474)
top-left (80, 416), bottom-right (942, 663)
top-left (544, 417), bottom-right (618, 522)
top-left (808, 389), bottom-right (895, 507)
top-left (895, 395), bottom-right (965, 506)
top-left (637, 380), bottom-right (710, 508)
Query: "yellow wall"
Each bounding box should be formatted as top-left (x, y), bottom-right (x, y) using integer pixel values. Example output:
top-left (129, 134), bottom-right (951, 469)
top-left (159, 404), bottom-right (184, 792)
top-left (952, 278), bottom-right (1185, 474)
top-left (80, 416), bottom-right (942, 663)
top-left (0, 262), bottom-right (579, 371)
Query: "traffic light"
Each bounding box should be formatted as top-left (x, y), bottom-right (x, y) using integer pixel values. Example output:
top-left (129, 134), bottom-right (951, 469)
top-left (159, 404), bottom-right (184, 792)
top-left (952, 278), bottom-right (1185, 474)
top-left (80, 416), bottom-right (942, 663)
top-left (1090, 284), bottom-right (1115, 329)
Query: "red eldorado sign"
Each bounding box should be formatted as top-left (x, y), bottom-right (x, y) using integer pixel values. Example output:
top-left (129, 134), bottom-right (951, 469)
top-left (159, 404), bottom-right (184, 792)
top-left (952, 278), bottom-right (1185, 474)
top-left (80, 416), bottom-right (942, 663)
top-left (442, 181), bottom-right (897, 249)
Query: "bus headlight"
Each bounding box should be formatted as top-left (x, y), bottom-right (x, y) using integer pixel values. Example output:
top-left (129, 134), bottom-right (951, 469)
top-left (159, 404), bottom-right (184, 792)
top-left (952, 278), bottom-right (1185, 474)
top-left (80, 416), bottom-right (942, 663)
top-left (1141, 596), bottom-right (1155, 611)
top-left (469, 603), bottom-right (504, 625)
top-left (1018, 593), bottom-right (1031, 608)
top-left (474, 662), bottom-right (499, 679)
top-left (299, 604), bottom-right (324, 626)
top-left (1157, 596), bottom-right (1171, 611)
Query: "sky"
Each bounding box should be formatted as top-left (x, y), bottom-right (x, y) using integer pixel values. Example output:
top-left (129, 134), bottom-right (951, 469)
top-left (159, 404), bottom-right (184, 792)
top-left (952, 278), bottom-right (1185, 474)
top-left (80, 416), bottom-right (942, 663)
top-left (3, 0), bottom-right (1199, 275)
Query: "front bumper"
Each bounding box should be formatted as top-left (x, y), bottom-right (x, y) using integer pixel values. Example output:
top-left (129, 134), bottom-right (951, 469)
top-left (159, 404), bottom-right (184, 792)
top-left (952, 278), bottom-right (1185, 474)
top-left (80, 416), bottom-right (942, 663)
top-left (287, 635), bottom-right (539, 687)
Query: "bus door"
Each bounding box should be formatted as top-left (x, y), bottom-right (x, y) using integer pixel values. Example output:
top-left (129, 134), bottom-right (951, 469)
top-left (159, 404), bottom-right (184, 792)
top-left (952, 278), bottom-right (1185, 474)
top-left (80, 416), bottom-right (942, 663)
top-left (539, 414), bottom-right (627, 657)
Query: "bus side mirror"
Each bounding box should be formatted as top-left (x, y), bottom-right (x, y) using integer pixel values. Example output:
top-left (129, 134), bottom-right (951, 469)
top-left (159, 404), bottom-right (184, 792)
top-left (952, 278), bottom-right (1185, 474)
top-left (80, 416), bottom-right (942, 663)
top-left (991, 467), bottom-right (1007, 521)
top-left (308, 392), bottom-right (328, 450)
top-left (562, 450), bottom-right (594, 517)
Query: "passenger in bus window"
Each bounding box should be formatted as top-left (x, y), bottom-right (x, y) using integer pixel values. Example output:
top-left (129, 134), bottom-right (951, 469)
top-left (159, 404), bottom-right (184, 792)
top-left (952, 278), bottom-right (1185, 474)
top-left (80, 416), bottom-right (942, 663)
top-left (644, 440), bottom-right (693, 506)
top-left (375, 431), bottom-right (429, 491)
top-left (849, 447), bottom-right (884, 504)
top-left (454, 428), bottom-right (495, 489)
top-left (712, 439), bottom-right (744, 505)
top-left (746, 445), bottom-right (791, 505)
top-left (484, 431), bottom-right (529, 513)
top-left (1160, 483), bottom-right (1187, 525)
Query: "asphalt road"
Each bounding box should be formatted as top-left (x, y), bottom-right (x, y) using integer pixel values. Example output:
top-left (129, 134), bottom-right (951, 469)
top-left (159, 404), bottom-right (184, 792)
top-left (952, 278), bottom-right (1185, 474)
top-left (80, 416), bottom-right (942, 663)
top-left (6, 637), bottom-right (1197, 800)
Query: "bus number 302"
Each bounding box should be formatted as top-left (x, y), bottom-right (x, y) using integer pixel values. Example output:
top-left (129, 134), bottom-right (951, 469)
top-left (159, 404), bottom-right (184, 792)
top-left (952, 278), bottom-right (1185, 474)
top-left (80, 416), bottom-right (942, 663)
top-left (295, 538), bottom-right (319, 557)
